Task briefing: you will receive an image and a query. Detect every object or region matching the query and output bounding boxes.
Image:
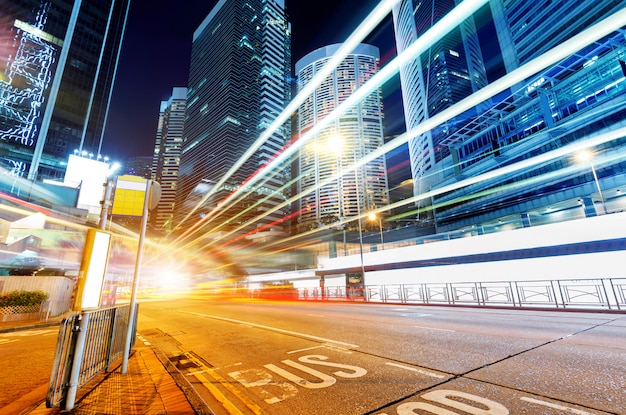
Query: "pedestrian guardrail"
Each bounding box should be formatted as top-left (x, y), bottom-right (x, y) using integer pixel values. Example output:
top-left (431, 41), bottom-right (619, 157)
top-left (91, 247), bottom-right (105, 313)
top-left (46, 304), bottom-right (136, 410)
top-left (297, 278), bottom-right (626, 311)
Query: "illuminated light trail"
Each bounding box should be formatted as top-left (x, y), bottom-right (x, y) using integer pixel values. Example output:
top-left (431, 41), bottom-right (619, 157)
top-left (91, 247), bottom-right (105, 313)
top-left (267, 239), bottom-right (323, 255)
top-left (175, 0), bottom-right (401, 228)
top-left (395, 161), bottom-right (606, 223)
top-left (169, 135), bottom-right (306, 247)
top-left (169, 168), bottom-right (311, 255)
top-left (384, 125), bottom-right (626, 221)
top-left (176, 6), bottom-right (626, 261)
top-left (218, 209), bottom-right (301, 249)
top-left (173, 0), bottom-right (490, 248)
top-left (243, 122), bottom-right (626, 256)
top-left (202, 0), bottom-right (490, 227)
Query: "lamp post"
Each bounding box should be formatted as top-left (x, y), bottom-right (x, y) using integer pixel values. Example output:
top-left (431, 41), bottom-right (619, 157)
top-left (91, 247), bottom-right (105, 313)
top-left (368, 212), bottom-right (384, 247)
top-left (576, 150), bottom-right (607, 214)
top-left (352, 151), bottom-right (366, 280)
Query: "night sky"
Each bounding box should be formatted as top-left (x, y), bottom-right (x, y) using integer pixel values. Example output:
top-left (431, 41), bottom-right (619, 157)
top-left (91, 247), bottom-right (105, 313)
top-left (101, 0), bottom-right (388, 161)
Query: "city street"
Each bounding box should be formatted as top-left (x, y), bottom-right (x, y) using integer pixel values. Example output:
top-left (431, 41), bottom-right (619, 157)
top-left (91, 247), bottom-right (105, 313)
top-left (136, 298), bottom-right (626, 415)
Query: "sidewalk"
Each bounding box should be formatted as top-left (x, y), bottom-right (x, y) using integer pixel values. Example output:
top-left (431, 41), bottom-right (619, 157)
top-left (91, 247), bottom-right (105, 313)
top-left (0, 318), bottom-right (204, 415)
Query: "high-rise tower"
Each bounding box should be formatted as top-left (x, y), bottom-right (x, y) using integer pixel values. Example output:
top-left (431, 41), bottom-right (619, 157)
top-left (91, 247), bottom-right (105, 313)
top-left (391, 0), bottom-right (489, 215)
top-left (152, 87), bottom-right (187, 232)
top-left (176, 0), bottom-right (291, 234)
top-left (430, 1), bottom-right (626, 231)
top-left (295, 44), bottom-right (389, 232)
top-left (0, 0), bottom-right (130, 183)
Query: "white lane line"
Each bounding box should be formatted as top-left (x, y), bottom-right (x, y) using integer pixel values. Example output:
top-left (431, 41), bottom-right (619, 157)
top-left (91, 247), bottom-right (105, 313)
top-left (287, 345), bottom-right (324, 354)
top-left (0, 339), bottom-right (19, 345)
top-left (306, 313), bottom-right (326, 317)
top-left (385, 362), bottom-right (446, 379)
top-left (288, 343), bottom-right (354, 355)
top-left (520, 397), bottom-right (595, 415)
top-left (181, 311), bottom-right (360, 349)
top-left (413, 325), bottom-right (455, 332)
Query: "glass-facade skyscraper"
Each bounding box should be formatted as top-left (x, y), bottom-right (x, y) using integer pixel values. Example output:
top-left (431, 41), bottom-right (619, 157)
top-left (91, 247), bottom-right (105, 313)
top-left (430, 0), bottom-right (626, 232)
top-left (152, 87), bottom-right (187, 232)
top-left (0, 0), bottom-right (129, 183)
top-left (391, 0), bottom-right (489, 217)
top-left (176, 0), bottom-right (291, 234)
top-left (295, 43), bottom-right (389, 232)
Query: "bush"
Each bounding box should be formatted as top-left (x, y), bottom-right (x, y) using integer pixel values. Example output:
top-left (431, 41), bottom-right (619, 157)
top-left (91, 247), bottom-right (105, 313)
top-left (0, 290), bottom-right (49, 307)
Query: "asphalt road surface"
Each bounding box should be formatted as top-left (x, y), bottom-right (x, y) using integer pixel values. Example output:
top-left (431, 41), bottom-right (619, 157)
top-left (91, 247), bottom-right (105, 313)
top-left (136, 297), bottom-right (626, 415)
top-left (0, 327), bottom-right (58, 411)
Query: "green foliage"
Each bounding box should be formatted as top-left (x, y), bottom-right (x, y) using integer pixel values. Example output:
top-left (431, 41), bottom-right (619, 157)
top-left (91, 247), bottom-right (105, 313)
top-left (0, 290), bottom-right (49, 307)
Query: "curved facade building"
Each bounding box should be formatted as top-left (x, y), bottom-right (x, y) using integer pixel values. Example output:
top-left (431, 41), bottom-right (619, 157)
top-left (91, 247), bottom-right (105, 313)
top-left (392, 0), bottom-right (488, 212)
top-left (295, 44), bottom-right (389, 231)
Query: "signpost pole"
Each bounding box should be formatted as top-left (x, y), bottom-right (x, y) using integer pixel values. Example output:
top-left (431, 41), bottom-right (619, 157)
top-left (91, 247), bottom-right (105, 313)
top-left (121, 179), bottom-right (151, 374)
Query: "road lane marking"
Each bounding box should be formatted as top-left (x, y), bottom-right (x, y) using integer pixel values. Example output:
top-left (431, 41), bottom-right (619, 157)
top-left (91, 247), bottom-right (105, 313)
top-left (306, 313), bottom-right (326, 317)
top-left (287, 345), bottom-right (324, 354)
top-left (385, 362), bottom-right (446, 379)
top-left (0, 339), bottom-right (19, 345)
top-left (520, 397), bottom-right (595, 414)
top-left (412, 325), bottom-right (455, 332)
top-left (0, 329), bottom-right (57, 336)
top-left (181, 311), bottom-right (360, 348)
top-left (193, 371), bottom-right (248, 415)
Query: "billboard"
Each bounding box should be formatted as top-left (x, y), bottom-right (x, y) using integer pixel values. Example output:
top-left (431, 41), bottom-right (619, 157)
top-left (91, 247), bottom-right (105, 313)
top-left (64, 155), bottom-right (108, 214)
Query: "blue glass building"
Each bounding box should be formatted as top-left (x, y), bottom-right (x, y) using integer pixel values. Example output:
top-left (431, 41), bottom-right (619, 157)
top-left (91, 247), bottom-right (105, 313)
top-left (394, 0), bottom-right (626, 233)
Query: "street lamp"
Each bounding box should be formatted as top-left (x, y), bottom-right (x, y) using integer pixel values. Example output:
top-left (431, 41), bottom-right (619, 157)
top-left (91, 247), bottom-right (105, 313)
top-left (368, 212), bottom-right (384, 247)
top-left (351, 150), bottom-right (366, 281)
top-left (576, 150), bottom-right (607, 214)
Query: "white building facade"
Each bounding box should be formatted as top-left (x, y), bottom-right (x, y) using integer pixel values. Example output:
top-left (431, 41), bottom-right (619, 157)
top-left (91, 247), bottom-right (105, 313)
top-left (295, 44), bottom-right (389, 231)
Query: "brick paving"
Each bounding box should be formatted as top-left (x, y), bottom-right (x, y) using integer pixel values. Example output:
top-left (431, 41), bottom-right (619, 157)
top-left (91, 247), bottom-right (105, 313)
top-left (25, 345), bottom-right (196, 415)
top-left (1, 319), bottom-right (199, 415)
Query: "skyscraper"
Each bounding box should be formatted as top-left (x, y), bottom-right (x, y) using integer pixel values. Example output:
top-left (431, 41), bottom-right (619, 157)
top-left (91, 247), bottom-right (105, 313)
top-left (176, 0), bottom-right (291, 234)
top-left (151, 87), bottom-right (187, 231)
top-left (0, 0), bottom-right (130, 184)
top-left (391, 0), bottom-right (489, 214)
top-left (430, 1), bottom-right (626, 231)
top-left (295, 44), bottom-right (389, 232)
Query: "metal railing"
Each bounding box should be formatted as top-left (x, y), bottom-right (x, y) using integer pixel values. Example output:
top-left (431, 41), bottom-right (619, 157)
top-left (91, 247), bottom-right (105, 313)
top-left (46, 305), bottom-right (136, 409)
top-left (297, 278), bottom-right (626, 311)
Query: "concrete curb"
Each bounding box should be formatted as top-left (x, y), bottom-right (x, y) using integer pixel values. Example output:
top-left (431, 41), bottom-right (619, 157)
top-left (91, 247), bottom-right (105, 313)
top-left (152, 346), bottom-right (216, 415)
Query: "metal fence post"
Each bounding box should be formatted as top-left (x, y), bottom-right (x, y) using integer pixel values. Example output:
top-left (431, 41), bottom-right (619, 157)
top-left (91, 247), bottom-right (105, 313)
top-left (105, 307), bottom-right (119, 371)
top-left (64, 312), bottom-right (90, 411)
